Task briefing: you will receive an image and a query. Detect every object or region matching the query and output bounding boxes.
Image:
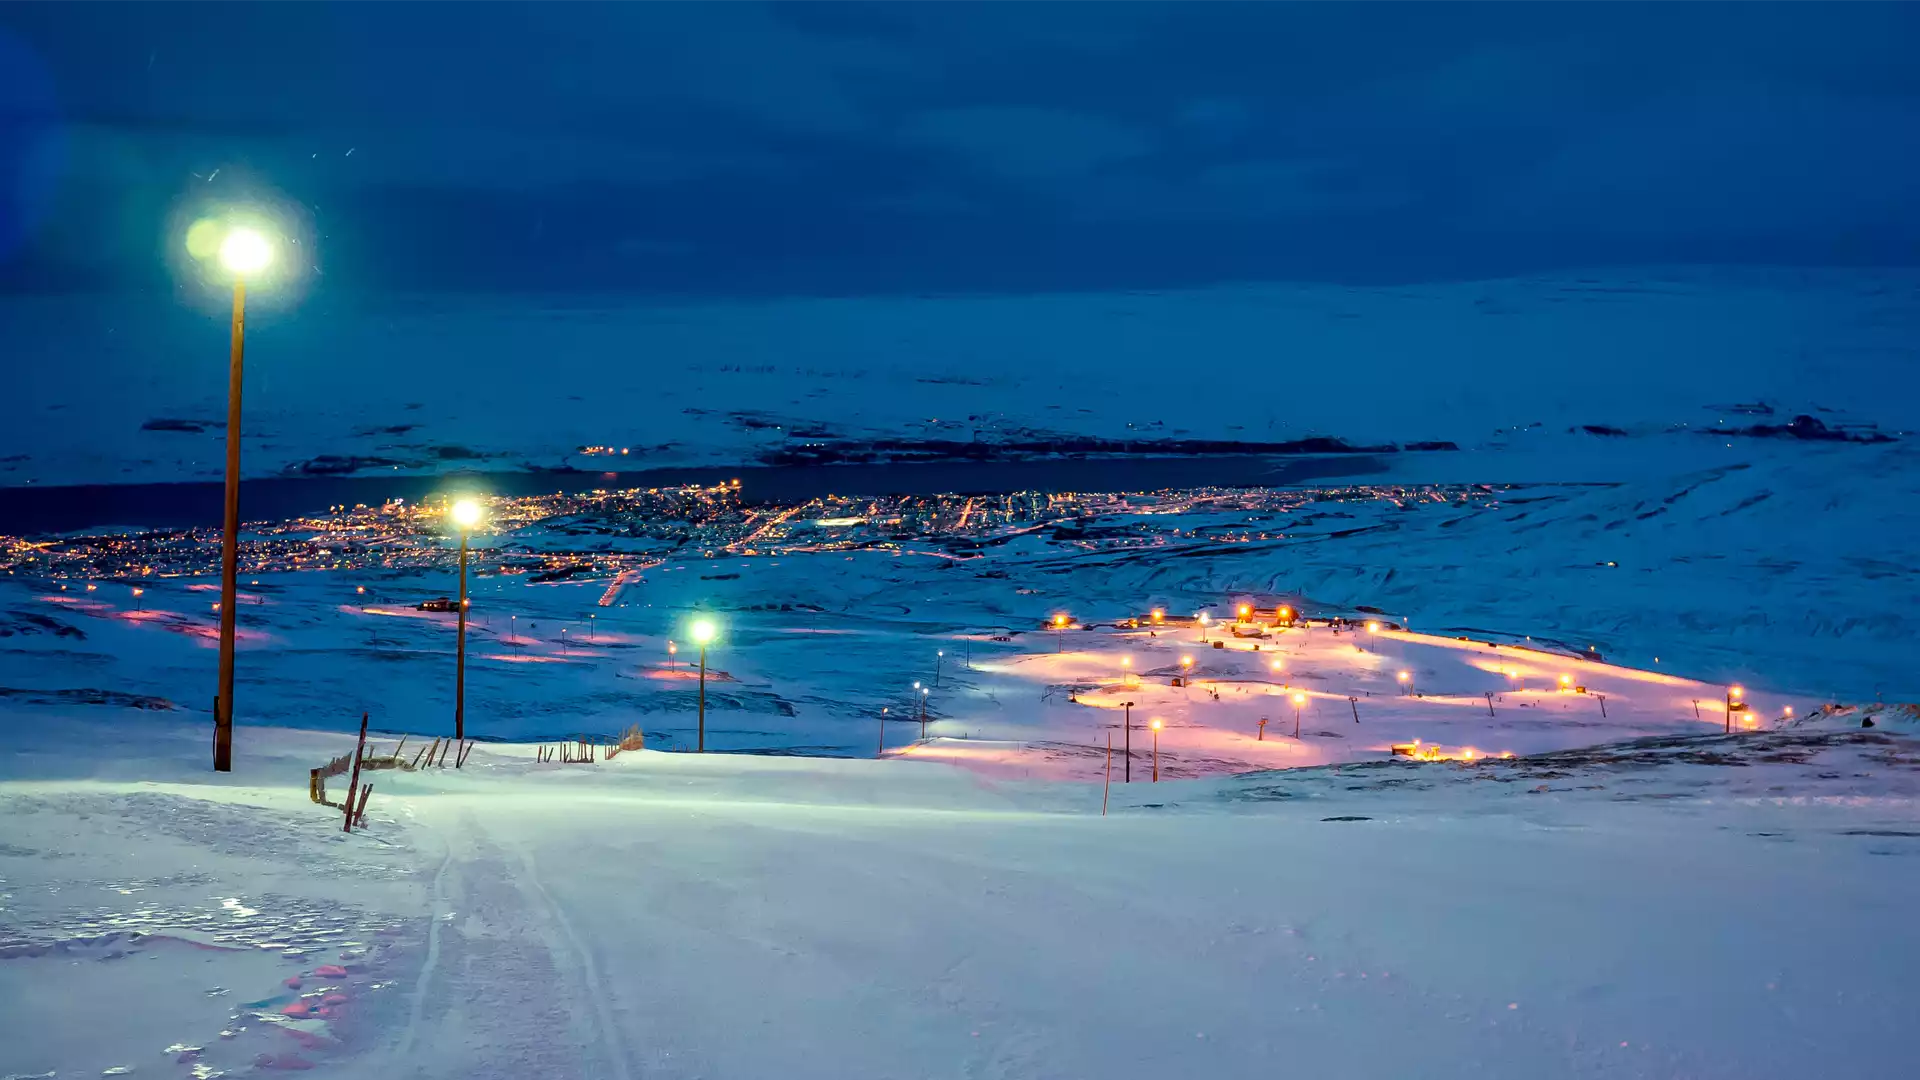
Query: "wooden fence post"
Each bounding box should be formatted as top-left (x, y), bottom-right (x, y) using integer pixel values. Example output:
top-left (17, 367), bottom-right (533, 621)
top-left (343, 712), bottom-right (369, 834)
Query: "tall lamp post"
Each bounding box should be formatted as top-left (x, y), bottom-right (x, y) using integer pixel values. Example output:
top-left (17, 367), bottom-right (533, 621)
top-left (1123, 700), bottom-right (1135, 782)
top-left (1725, 685), bottom-right (1743, 733)
top-left (692, 618), bottom-right (716, 751)
top-left (1150, 718), bottom-right (1163, 782)
top-left (209, 226), bottom-right (273, 773)
top-left (450, 499), bottom-right (483, 750)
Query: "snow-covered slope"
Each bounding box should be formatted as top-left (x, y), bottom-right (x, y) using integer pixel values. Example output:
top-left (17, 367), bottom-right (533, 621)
top-left (3, 708), bottom-right (1915, 1080)
top-left (2, 266), bottom-right (1914, 486)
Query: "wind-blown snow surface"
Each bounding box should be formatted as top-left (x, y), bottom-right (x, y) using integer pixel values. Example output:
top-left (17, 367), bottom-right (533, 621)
top-left (2, 266), bottom-right (1915, 485)
top-left (3, 709), bottom-right (1916, 1080)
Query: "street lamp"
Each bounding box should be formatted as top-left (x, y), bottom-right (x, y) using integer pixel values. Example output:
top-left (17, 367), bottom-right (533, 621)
top-left (1150, 717), bottom-right (1163, 781)
top-left (1150, 608), bottom-right (1164, 625)
top-left (1292, 692), bottom-right (1307, 737)
top-left (1237, 604), bottom-right (1251, 624)
top-left (919, 686), bottom-right (930, 739)
top-left (667, 639), bottom-right (676, 670)
top-left (1397, 670), bottom-right (1411, 696)
top-left (1053, 613), bottom-right (1069, 653)
top-left (1197, 612), bottom-right (1210, 641)
top-left (1123, 700), bottom-right (1135, 782)
top-left (936, 649), bottom-right (945, 687)
top-left (692, 618), bottom-right (716, 751)
top-left (450, 499), bottom-right (483, 753)
top-left (1121, 655), bottom-right (1132, 687)
top-left (1725, 685), bottom-right (1743, 734)
top-left (1365, 620), bottom-right (1379, 652)
top-left (204, 223), bottom-right (274, 773)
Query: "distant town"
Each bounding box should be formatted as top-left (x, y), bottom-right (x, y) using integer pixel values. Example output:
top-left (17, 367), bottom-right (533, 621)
top-left (1, 482), bottom-right (1501, 584)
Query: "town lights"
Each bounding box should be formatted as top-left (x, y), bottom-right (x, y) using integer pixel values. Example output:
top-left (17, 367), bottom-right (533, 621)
top-left (691, 618), bottom-right (717, 751)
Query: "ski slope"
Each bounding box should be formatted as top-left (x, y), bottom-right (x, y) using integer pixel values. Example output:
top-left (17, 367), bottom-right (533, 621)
top-left (2, 707), bottom-right (1915, 1080)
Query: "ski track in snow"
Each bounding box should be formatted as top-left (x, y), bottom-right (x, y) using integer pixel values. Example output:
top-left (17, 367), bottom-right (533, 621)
top-left (393, 806), bottom-right (640, 1080)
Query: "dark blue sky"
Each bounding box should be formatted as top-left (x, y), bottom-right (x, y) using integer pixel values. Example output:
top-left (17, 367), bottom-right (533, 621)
top-left (2, 1), bottom-right (1917, 298)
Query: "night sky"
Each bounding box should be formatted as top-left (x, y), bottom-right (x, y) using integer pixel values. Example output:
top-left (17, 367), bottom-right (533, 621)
top-left (2, 1), bottom-right (1917, 299)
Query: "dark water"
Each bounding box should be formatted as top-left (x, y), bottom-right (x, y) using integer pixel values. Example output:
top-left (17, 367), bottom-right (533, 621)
top-left (0, 454), bottom-right (1384, 536)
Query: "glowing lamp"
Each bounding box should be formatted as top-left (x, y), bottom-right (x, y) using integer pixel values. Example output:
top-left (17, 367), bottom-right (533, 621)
top-left (1292, 693), bottom-right (1306, 705)
top-left (1729, 686), bottom-right (1743, 698)
top-left (691, 619), bottom-right (716, 645)
top-left (218, 227), bottom-right (273, 276)
top-left (1150, 718), bottom-right (1163, 731)
top-left (450, 499), bottom-right (483, 529)
top-left (1396, 670), bottom-right (1409, 681)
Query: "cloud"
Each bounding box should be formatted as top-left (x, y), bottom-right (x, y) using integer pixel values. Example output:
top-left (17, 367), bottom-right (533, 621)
top-left (1068, 158), bottom-right (1415, 225)
top-left (45, 121), bottom-right (785, 194)
top-left (1479, 84), bottom-right (1920, 235)
top-left (898, 107), bottom-right (1154, 184)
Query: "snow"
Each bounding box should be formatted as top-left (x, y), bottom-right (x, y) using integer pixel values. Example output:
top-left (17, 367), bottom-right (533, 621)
top-left (3, 486), bottom-right (1917, 1075)
top-left (5, 267), bottom-right (1919, 1076)
top-left (2, 266), bottom-right (1914, 486)
top-left (3, 706), bottom-right (1915, 1079)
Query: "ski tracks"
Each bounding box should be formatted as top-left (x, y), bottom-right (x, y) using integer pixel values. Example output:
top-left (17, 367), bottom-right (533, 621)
top-left (385, 804), bottom-right (641, 1080)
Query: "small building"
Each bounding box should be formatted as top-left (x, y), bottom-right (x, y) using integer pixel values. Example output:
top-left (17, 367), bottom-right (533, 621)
top-left (417, 597), bottom-right (458, 612)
